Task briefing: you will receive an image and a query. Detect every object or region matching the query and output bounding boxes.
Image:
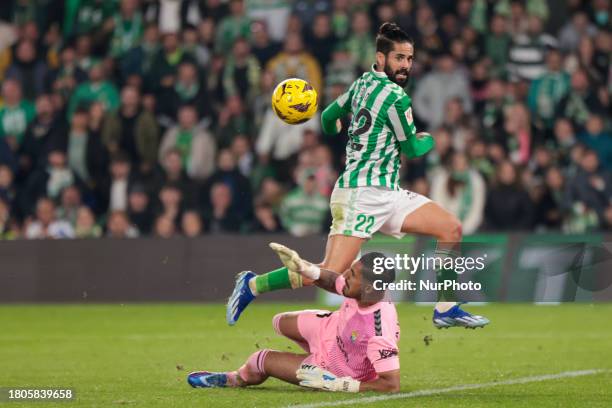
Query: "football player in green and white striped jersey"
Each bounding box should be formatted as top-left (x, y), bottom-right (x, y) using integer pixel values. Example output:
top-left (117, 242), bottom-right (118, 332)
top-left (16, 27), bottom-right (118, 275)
top-left (228, 23), bottom-right (490, 330)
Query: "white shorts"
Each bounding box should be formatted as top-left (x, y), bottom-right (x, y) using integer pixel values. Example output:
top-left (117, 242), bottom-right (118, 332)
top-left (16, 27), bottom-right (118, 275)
top-left (329, 186), bottom-right (431, 239)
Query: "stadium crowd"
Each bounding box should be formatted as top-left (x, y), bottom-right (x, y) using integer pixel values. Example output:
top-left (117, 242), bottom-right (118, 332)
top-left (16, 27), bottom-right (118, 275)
top-left (0, 0), bottom-right (610, 239)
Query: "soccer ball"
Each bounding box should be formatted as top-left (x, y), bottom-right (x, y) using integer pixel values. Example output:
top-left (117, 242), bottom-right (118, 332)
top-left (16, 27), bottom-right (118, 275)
top-left (271, 78), bottom-right (318, 125)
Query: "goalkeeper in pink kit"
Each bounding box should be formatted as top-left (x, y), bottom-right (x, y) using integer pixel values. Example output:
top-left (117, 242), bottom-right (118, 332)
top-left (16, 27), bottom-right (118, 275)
top-left (188, 243), bottom-right (400, 393)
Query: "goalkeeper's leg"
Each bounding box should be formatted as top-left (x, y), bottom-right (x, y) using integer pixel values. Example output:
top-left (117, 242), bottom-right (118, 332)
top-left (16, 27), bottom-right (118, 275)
top-left (188, 349), bottom-right (306, 388)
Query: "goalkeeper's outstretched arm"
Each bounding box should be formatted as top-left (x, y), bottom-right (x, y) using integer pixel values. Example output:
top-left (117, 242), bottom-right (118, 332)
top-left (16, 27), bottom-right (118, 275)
top-left (269, 242), bottom-right (341, 295)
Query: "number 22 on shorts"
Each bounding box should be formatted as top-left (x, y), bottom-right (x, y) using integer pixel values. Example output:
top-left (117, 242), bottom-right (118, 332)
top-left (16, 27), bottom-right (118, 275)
top-left (354, 214), bottom-right (375, 234)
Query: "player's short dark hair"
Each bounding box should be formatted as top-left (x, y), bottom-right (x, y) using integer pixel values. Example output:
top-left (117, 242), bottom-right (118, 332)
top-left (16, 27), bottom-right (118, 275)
top-left (376, 22), bottom-right (413, 55)
top-left (360, 252), bottom-right (396, 286)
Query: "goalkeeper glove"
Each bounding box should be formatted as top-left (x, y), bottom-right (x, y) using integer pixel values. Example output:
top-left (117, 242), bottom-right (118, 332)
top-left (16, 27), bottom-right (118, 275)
top-left (269, 242), bottom-right (321, 280)
top-left (296, 364), bottom-right (360, 393)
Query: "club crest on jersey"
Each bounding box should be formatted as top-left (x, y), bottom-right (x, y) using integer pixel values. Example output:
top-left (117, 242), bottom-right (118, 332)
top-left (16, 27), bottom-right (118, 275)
top-left (405, 107), bottom-right (414, 125)
top-left (350, 331), bottom-right (358, 343)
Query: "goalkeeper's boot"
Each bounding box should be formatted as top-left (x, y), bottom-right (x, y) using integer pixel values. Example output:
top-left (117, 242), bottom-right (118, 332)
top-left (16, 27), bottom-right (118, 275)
top-left (226, 271), bottom-right (256, 326)
top-left (433, 303), bottom-right (490, 329)
top-left (187, 371), bottom-right (228, 388)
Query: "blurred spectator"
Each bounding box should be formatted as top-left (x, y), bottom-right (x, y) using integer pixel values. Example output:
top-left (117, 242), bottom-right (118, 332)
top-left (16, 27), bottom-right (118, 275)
top-left (330, 0), bottom-right (350, 40)
top-left (413, 54), bottom-right (472, 130)
top-left (159, 105), bottom-right (216, 181)
top-left (230, 134), bottom-right (254, 178)
top-left (204, 148), bottom-right (252, 219)
top-left (266, 32), bottom-right (322, 96)
top-left (558, 12), bottom-right (597, 52)
top-left (0, 197), bottom-right (18, 239)
top-left (280, 170), bottom-right (328, 236)
top-left (51, 107), bottom-right (108, 186)
top-left (394, 0), bottom-right (414, 34)
top-left (181, 209), bottom-right (203, 237)
top-left (106, 210), bottom-right (138, 238)
top-left (346, 11), bottom-right (375, 73)
top-left (5, 40), bottom-right (48, 101)
top-left (101, 85), bottom-right (159, 173)
top-left (553, 118), bottom-right (576, 166)
top-left (216, 95), bottom-right (252, 145)
top-left (103, 153), bottom-right (133, 213)
top-left (590, 0), bottom-right (610, 29)
top-left (158, 61), bottom-right (212, 124)
top-left (250, 202), bottom-right (282, 233)
top-left (534, 166), bottom-right (566, 229)
top-left (148, 32), bottom-right (195, 93)
top-left (156, 148), bottom-right (195, 204)
top-left (484, 15), bottom-right (512, 77)
top-left (156, 182), bottom-right (184, 227)
top-left (183, 27), bottom-right (201, 63)
top-left (25, 197), bottom-right (74, 239)
top-left (222, 37), bottom-right (260, 104)
top-left (324, 44), bottom-right (357, 104)
top-left (507, 15), bottom-right (557, 81)
top-left (467, 139), bottom-right (495, 180)
top-left (578, 115), bottom-right (612, 171)
top-left (19, 94), bottom-right (65, 176)
top-left (566, 149), bottom-right (612, 227)
top-left (154, 214), bottom-right (176, 238)
top-left (481, 78), bottom-right (512, 143)
top-left (57, 185), bottom-right (82, 226)
top-left (247, 0), bottom-right (291, 42)
top-left (62, 0), bottom-right (115, 39)
top-left (0, 164), bottom-right (15, 206)
top-left (256, 108), bottom-right (320, 183)
top-left (215, 0), bottom-right (251, 54)
top-left (68, 61), bottom-right (120, 118)
top-left (204, 182), bottom-right (242, 233)
top-left (106, 0), bottom-right (144, 58)
top-left (21, 150), bottom-right (84, 216)
top-left (485, 161), bottom-right (534, 230)
top-left (120, 24), bottom-right (160, 85)
top-left (557, 68), bottom-right (607, 129)
top-left (127, 184), bottom-right (153, 235)
top-left (75, 206), bottom-right (102, 238)
top-left (0, 79), bottom-right (36, 150)
top-left (527, 49), bottom-right (570, 132)
top-left (503, 103), bottom-right (533, 165)
top-left (250, 20), bottom-right (281, 67)
top-left (431, 151), bottom-right (486, 234)
top-left (45, 45), bottom-right (87, 99)
top-left (306, 13), bottom-right (337, 70)
top-left (425, 127), bottom-right (452, 173)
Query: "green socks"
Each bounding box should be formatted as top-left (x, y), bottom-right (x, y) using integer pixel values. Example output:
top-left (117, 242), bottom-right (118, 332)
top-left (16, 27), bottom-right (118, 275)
top-left (250, 267), bottom-right (303, 296)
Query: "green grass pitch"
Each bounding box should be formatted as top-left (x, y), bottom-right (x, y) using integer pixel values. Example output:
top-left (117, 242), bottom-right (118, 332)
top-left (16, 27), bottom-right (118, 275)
top-left (1, 303), bottom-right (611, 407)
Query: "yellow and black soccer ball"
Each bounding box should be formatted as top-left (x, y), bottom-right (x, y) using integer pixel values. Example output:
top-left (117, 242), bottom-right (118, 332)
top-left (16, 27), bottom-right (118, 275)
top-left (271, 78), bottom-right (318, 125)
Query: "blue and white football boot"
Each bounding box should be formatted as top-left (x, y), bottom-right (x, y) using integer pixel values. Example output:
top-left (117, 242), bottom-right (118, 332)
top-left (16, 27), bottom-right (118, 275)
top-left (187, 371), bottom-right (228, 388)
top-left (433, 303), bottom-right (490, 329)
top-left (226, 271), bottom-right (256, 326)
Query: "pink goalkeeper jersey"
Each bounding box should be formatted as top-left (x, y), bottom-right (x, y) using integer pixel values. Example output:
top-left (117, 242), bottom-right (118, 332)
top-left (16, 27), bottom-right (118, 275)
top-left (316, 276), bottom-right (400, 381)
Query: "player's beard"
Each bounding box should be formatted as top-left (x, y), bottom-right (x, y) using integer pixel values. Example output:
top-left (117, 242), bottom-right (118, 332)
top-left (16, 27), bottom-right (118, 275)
top-left (384, 59), bottom-right (409, 87)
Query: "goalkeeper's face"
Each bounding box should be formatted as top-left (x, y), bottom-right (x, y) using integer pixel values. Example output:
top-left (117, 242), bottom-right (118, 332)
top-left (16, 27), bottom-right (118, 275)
top-left (379, 42), bottom-right (414, 87)
top-left (341, 261), bottom-right (364, 300)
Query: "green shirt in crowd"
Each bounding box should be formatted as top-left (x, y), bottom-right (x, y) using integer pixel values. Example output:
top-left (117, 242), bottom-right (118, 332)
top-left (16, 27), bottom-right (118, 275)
top-left (0, 101), bottom-right (36, 145)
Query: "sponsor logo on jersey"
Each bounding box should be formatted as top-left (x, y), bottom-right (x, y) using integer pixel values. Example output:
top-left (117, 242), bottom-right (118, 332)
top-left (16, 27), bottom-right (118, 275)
top-left (377, 348), bottom-right (399, 360)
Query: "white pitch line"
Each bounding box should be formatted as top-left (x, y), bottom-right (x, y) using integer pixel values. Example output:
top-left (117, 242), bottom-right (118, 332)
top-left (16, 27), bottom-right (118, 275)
top-left (286, 369), bottom-right (608, 408)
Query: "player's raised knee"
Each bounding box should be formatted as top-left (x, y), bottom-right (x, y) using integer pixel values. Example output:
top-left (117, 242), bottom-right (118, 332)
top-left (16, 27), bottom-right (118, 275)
top-left (441, 216), bottom-right (462, 242)
top-left (272, 313), bottom-right (287, 336)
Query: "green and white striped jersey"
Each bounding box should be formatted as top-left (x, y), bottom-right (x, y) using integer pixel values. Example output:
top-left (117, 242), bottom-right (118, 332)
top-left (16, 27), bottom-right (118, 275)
top-left (324, 66), bottom-right (418, 190)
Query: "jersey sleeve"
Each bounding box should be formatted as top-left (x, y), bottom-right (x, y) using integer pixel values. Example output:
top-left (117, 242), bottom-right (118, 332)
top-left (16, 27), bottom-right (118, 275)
top-left (320, 82), bottom-right (355, 135)
top-left (366, 307), bottom-right (400, 373)
top-left (387, 95), bottom-right (434, 159)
